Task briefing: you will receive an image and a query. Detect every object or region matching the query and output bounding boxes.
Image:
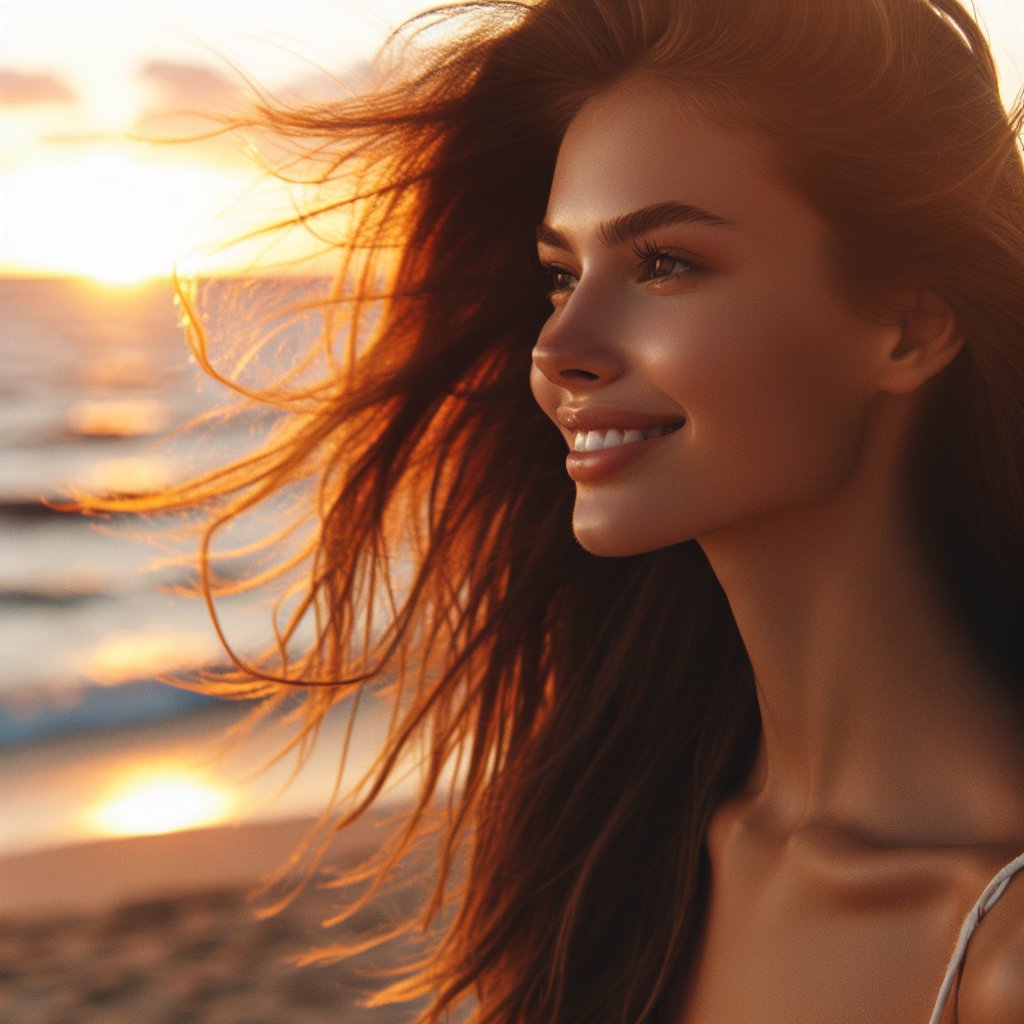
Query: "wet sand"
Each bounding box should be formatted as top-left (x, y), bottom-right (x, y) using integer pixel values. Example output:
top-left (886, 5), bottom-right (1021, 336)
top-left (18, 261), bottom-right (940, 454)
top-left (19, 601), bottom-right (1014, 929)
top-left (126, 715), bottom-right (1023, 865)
top-left (0, 815), bottom-right (429, 1024)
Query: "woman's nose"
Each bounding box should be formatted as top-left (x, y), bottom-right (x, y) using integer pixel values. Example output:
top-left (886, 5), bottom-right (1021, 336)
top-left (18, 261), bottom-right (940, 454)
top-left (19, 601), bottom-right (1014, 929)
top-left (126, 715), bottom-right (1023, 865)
top-left (531, 318), bottom-right (624, 389)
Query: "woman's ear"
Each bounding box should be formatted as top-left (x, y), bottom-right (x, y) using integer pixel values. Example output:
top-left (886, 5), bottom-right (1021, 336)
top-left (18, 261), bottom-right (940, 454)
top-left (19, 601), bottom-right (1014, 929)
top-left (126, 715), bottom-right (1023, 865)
top-left (879, 288), bottom-right (963, 395)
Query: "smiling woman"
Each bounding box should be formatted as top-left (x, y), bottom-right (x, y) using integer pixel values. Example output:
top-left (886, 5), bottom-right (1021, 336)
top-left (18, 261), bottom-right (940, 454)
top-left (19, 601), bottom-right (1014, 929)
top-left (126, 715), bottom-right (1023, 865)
top-left (531, 83), bottom-right (931, 555)
top-left (82, 0), bottom-right (1024, 1022)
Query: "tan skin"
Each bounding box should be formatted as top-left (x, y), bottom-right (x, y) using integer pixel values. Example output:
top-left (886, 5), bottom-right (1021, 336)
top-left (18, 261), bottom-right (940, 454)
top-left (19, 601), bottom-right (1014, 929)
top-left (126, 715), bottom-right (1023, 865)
top-left (530, 77), bottom-right (1024, 1023)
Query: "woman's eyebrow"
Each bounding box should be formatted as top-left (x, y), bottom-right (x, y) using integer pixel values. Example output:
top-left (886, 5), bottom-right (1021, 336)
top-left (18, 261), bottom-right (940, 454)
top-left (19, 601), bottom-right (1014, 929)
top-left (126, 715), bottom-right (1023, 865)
top-left (535, 200), bottom-right (733, 250)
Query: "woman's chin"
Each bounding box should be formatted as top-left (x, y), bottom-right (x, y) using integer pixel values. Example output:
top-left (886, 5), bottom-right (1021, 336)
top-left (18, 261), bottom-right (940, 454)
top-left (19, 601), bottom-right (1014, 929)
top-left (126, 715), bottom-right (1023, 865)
top-left (572, 517), bottom-right (674, 558)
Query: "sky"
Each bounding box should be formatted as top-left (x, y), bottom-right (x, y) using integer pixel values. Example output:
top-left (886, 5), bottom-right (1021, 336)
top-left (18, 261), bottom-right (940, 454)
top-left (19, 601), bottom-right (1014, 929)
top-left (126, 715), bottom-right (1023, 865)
top-left (0, 0), bottom-right (428, 279)
top-left (1, 0), bottom-right (1022, 281)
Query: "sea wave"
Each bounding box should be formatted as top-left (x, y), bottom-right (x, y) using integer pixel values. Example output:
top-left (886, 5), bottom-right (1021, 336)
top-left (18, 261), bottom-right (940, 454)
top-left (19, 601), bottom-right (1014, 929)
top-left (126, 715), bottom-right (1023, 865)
top-left (0, 277), bottom-right (318, 754)
top-left (0, 586), bottom-right (108, 609)
top-left (0, 677), bottom-right (226, 749)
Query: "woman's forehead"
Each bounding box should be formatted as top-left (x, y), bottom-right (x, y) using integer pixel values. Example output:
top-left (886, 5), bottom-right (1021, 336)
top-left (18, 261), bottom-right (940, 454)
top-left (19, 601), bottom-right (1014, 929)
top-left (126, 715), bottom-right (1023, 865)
top-left (543, 78), bottom-right (816, 246)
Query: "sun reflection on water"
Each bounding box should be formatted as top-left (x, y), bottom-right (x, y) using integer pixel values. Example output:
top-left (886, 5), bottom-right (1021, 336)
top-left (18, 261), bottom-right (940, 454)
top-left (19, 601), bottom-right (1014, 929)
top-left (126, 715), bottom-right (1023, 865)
top-left (88, 768), bottom-right (235, 838)
top-left (66, 398), bottom-right (168, 438)
top-left (80, 455), bottom-right (174, 495)
top-left (83, 629), bottom-right (218, 687)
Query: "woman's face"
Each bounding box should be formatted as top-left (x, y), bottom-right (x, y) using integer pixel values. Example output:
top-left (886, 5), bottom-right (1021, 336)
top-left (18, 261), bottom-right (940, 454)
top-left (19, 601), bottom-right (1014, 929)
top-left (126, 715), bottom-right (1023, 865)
top-left (530, 77), bottom-right (900, 556)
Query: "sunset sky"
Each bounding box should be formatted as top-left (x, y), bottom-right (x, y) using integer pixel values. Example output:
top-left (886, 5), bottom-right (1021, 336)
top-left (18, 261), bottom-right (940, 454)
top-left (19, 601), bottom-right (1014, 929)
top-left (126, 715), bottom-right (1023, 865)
top-left (1, 0), bottom-right (1022, 281)
top-left (0, 0), bottom-right (427, 280)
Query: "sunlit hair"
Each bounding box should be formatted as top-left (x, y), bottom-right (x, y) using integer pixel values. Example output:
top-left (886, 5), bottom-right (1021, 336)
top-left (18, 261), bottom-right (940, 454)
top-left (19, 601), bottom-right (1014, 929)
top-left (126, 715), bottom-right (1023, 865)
top-left (84, 0), bottom-right (1024, 1020)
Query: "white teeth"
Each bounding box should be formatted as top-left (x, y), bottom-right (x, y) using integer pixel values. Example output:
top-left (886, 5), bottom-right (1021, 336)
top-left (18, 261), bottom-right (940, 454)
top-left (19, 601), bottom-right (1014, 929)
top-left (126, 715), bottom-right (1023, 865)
top-left (571, 424), bottom-right (680, 452)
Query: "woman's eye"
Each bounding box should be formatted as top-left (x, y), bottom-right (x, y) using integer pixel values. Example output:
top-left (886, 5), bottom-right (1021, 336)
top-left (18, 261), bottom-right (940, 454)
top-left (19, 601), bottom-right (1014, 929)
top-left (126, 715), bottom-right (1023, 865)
top-left (636, 248), bottom-right (699, 283)
top-left (541, 264), bottom-right (577, 297)
top-left (651, 256), bottom-right (684, 278)
top-left (538, 247), bottom-right (700, 301)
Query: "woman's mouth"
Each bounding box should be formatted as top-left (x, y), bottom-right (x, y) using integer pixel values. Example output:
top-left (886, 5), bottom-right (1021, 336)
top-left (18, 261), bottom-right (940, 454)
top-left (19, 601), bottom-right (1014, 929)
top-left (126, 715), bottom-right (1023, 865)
top-left (571, 423), bottom-right (683, 452)
top-left (566, 421), bottom-right (684, 483)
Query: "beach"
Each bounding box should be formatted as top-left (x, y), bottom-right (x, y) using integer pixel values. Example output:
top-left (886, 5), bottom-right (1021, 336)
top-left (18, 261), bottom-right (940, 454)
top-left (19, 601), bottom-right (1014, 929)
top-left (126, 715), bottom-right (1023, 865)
top-left (0, 277), bottom-right (435, 1023)
top-left (0, 814), bottom-right (429, 1024)
top-left (0, 700), bottom-right (428, 1024)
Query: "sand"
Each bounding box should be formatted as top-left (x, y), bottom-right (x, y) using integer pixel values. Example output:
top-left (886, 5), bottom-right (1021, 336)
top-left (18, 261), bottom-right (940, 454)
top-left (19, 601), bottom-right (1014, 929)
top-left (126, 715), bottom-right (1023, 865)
top-left (0, 815), bottom-right (430, 1024)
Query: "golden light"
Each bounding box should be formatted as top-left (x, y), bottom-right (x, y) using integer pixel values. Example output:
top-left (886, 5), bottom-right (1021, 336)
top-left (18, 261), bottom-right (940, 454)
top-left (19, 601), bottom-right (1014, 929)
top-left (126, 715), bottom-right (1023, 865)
top-left (88, 768), bottom-right (235, 838)
top-left (83, 628), bottom-right (218, 686)
top-left (67, 398), bottom-right (169, 438)
top-left (0, 145), bottom-right (245, 282)
top-left (79, 455), bottom-right (174, 495)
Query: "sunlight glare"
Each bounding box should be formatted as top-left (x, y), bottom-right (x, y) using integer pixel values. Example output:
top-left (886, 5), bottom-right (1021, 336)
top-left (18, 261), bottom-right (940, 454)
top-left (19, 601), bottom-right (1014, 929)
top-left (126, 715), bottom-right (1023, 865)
top-left (89, 769), bottom-right (235, 838)
top-left (67, 398), bottom-right (168, 437)
top-left (0, 147), bottom-right (244, 282)
top-left (83, 628), bottom-right (218, 686)
top-left (79, 455), bottom-right (174, 495)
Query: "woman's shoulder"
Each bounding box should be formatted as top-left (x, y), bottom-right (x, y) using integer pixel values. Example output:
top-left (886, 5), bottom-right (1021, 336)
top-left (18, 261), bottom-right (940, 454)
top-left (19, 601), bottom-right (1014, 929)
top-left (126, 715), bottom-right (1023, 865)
top-left (954, 851), bottom-right (1024, 1024)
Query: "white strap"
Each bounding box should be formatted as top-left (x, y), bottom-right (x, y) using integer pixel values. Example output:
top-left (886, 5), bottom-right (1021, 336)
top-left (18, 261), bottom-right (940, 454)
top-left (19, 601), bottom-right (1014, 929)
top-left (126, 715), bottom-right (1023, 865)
top-left (927, 850), bottom-right (1024, 1024)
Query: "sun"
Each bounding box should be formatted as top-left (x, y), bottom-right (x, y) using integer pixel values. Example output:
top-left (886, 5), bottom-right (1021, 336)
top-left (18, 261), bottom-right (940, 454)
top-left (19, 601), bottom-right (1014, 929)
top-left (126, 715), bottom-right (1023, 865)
top-left (0, 145), bottom-right (244, 282)
top-left (51, 149), bottom-right (224, 283)
top-left (0, 137), bottom-right (354, 281)
top-left (88, 766), bottom-right (236, 838)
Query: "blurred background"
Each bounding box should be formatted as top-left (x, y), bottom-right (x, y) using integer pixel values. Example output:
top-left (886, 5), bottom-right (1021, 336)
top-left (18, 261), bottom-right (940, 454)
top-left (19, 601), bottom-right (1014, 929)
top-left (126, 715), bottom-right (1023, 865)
top-left (0, 1), bottom-right (1021, 1021)
top-left (1, 3), bottom-right (434, 1021)
top-left (0, 0), bottom-right (434, 857)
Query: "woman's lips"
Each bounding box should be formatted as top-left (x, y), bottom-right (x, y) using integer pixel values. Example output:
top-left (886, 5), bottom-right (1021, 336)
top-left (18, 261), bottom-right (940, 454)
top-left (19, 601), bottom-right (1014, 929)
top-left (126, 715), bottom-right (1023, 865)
top-left (565, 422), bottom-right (684, 483)
top-left (555, 404), bottom-right (686, 435)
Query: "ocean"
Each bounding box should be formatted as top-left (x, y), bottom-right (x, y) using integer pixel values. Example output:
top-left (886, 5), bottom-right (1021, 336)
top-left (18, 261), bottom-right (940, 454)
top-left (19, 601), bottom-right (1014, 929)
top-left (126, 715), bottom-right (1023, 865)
top-left (1, 277), bottom-right (271, 747)
top-left (0, 276), bottom-right (410, 854)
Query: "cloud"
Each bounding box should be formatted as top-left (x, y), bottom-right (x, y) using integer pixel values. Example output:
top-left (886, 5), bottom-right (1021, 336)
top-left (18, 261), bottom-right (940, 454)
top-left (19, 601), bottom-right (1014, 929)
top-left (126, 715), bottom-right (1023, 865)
top-left (0, 69), bottom-right (76, 106)
top-left (131, 60), bottom-right (250, 149)
top-left (138, 61), bottom-right (242, 111)
top-left (130, 57), bottom-right (378, 163)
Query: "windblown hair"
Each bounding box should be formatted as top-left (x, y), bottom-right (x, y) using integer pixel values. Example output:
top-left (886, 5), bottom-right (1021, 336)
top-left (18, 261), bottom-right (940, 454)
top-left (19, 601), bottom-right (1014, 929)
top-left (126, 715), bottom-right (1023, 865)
top-left (87, 0), bottom-right (1024, 1020)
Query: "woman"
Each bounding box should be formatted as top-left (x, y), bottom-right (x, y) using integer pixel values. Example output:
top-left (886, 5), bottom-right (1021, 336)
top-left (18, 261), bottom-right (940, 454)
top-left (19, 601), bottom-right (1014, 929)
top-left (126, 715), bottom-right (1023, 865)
top-left (105, 0), bottom-right (1024, 1020)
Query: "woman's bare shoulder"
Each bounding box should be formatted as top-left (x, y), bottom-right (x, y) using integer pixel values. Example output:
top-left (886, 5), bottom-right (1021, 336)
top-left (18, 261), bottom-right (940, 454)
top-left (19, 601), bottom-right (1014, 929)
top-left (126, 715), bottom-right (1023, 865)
top-left (956, 859), bottom-right (1024, 1024)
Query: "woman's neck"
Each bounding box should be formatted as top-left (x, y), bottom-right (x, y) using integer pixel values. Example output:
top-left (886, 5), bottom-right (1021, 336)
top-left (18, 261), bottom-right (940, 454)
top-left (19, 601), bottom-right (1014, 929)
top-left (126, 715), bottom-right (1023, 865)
top-left (699, 395), bottom-right (1024, 849)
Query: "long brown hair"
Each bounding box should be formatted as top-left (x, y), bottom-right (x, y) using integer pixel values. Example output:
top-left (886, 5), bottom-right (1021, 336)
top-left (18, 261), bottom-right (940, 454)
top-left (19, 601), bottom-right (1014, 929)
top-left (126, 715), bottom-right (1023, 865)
top-left (84, 0), bottom-right (1024, 1020)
